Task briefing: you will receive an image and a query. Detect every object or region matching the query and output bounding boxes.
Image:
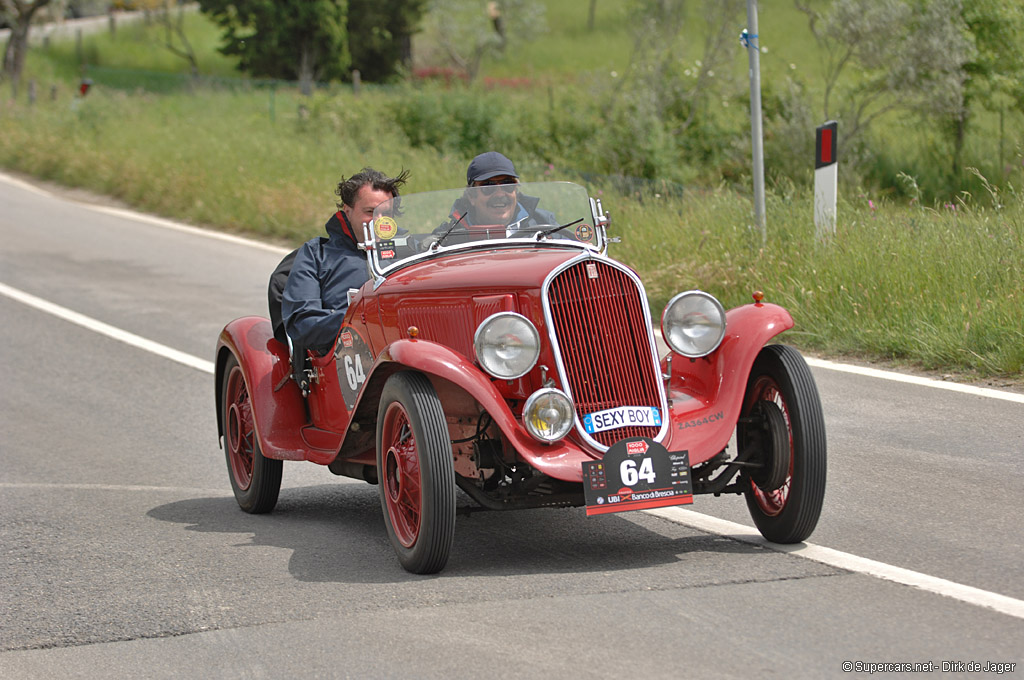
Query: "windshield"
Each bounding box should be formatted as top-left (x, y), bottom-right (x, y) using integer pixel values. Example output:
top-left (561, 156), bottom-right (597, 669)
top-left (363, 181), bottom-right (603, 276)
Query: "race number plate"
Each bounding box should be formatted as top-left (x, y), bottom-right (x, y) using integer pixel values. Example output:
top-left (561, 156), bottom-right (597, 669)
top-left (583, 405), bottom-right (661, 434)
top-left (582, 438), bottom-right (692, 516)
top-left (334, 325), bottom-right (374, 411)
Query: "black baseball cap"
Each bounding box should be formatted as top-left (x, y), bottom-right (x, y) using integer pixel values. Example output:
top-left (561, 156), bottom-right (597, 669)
top-left (466, 151), bottom-right (519, 185)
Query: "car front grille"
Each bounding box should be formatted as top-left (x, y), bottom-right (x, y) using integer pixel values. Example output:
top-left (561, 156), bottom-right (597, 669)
top-left (545, 259), bottom-right (664, 450)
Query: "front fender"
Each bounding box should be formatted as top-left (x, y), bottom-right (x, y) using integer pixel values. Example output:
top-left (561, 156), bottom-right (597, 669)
top-left (215, 316), bottom-right (335, 461)
top-left (661, 301), bottom-right (793, 464)
top-left (349, 338), bottom-right (594, 481)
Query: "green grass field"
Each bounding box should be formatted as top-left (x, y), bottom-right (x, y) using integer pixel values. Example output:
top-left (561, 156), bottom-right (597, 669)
top-left (2, 1), bottom-right (1022, 382)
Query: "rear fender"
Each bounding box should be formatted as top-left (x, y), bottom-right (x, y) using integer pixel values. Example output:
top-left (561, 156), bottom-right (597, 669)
top-left (215, 317), bottom-right (339, 461)
top-left (661, 302), bottom-right (793, 464)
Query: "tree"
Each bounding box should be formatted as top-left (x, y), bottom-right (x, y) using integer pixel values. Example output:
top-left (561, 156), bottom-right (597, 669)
top-left (197, 0), bottom-right (349, 95)
top-left (794, 0), bottom-right (974, 155)
top-left (946, 0), bottom-right (1024, 178)
top-left (1, 0), bottom-right (52, 96)
top-left (618, 0), bottom-right (745, 134)
top-left (155, 0), bottom-right (199, 78)
top-left (425, 0), bottom-right (546, 82)
top-left (347, 0), bottom-right (425, 82)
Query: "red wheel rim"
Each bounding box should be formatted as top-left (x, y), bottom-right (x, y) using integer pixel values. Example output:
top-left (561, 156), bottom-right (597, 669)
top-left (380, 402), bottom-right (422, 548)
top-left (747, 376), bottom-right (792, 516)
top-left (225, 366), bottom-right (254, 491)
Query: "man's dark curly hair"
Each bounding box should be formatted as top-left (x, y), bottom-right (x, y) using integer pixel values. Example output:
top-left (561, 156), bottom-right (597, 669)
top-left (336, 167), bottom-right (410, 209)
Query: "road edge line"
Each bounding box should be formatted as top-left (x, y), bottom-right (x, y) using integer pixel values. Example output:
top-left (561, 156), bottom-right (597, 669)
top-left (0, 282), bottom-right (215, 375)
top-left (645, 506), bottom-right (1024, 620)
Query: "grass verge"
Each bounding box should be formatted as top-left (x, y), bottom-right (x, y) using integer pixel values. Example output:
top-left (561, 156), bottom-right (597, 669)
top-left (2, 86), bottom-right (1021, 383)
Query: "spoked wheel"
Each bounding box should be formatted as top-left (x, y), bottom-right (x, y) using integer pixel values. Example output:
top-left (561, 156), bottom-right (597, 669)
top-left (738, 344), bottom-right (826, 543)
top-left (221, 354), bottom-right (282, 514)
top-left (376, 371), bottom-right (456, 574)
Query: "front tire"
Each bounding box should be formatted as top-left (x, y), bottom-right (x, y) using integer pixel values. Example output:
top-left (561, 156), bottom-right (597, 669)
top-left (738, 344), bottom-right (826, 543)
top-left (221, 353), bottom-right (282, 514)
top-left (376, 371), bottom-right (456, 574)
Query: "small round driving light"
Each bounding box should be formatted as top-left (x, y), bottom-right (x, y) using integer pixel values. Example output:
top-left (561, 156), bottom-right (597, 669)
top-left (662, 290), bottom-right (727, 357)
top-left (523, 388), bottom-right (575, 443)
top-left (473, 312), bottom-right (541, 380)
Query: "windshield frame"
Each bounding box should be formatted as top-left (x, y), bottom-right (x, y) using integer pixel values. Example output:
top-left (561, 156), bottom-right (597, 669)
top-left (358, 181), bottom-right (608, 281)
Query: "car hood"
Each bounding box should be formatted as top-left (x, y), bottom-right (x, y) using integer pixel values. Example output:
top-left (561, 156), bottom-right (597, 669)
top-left (366, 248), bottom-right (590, 360)
top-left (377, 247), bottom-right (585, 295)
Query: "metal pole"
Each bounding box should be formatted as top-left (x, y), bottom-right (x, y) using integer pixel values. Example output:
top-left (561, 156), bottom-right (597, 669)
top-left (744, 0), bottom-right (766, 245)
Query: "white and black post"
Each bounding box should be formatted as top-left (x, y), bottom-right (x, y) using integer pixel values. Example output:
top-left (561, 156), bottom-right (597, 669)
top-left (814, 120), bottom-right (838, 239)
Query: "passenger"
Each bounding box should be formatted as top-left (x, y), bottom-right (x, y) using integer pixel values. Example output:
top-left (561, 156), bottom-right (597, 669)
top-left (280, 167), bottom-right (409, 356)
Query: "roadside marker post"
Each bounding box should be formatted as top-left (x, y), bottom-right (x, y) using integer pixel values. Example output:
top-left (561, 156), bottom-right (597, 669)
top-left (814, 120), bottom-right (838, 239)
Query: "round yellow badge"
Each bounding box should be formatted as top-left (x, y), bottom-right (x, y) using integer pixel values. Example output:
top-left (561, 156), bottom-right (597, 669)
top-left (374, 216), bottom-right (398, 240)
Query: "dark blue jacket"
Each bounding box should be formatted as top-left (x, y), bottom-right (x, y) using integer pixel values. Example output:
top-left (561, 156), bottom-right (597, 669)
top-left (282, 211), bottom-right (369, 354)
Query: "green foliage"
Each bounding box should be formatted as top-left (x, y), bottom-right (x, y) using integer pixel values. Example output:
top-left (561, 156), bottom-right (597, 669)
top-left (424, 0), bottom-right (547, 80)
top-left (961, 0), bottom-right (1024, 109)
top-left (348, 0), bottom-right (425, 82)
top-left (610, 179), bottom-right (1024, 379)
top-left (472, 0), bottom-right (632, 78)
top-left (9, 0), bottom-right (1024, 205)
top-left (799, 0), bottom-right (972, 138)
top-left (3, 0), bottom-right (1024, 381)
top-left (21, 10), bottom-right (239, 80)
top-left (3, 82), bottom-right (1022, 379)
top-left (197, 0), bottom-right (349, 90)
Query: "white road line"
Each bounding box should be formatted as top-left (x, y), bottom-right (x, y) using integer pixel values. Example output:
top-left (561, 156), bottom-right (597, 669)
top-left (0, 170), bottom-right (288, 255)
top-left (3, 280), bottom-right (1022, 620)
top-left (88, 203), bottom-right (290, 254)
top-left (0, 482), bottom-right (231, 496)
top-left (654, 330), bottom-right (1023, 404)
top-left (805, 356), bottom-right (1024, 404)
top-left (0, 171), bottom-right (53, 197)
top-left (0, 282), bottom-right (215, 375)
top-left (645, 507), bottom-right (1024, 620)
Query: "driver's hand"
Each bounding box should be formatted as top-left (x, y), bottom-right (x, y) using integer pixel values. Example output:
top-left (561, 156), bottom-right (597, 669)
top-left (415, 236), bottom-right (438, 252)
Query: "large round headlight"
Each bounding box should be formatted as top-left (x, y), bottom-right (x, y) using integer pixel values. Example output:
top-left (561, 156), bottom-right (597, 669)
top-left (523, 388), bottom-right (575, 442)
top-left (662, 291), bottom-right (727, 357)
top-left (474, 312), bottom-right (540, 379)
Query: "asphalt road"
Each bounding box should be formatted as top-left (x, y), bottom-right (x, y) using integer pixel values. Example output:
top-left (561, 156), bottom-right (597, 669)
top-left (2, 172), bottom-right (1022, 679)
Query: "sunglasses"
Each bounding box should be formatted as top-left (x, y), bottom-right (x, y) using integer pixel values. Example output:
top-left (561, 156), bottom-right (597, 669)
top-left (474, 179), bottom-right (519, 195)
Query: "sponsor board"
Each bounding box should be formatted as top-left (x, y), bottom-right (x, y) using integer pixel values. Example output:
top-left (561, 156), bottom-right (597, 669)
top-left (582, 437), bottom-right (692, 516)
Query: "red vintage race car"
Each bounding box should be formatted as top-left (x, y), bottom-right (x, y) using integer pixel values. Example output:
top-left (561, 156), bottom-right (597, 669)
top-left (214, 181), bottom-right (826, 574)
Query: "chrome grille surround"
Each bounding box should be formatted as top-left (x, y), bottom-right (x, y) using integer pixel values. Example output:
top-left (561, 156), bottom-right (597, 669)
top-left (542, 254), bottom-right (669, 453)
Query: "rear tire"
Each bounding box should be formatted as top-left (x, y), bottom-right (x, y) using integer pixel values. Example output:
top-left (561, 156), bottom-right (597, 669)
top-left (376, 371), bottom-right (456, 574)
top-left (222, 353), bottom-right (282, 514)
top-left (738, 345), bottom-right (826, 543)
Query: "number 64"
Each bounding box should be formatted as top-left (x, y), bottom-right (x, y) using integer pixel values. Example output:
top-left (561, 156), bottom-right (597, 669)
top-left (620, 458), bottom-right (655, 486)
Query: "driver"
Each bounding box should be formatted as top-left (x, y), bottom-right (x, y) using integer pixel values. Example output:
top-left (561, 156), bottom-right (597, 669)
top-left (447, 151), bottom-right (556, 235)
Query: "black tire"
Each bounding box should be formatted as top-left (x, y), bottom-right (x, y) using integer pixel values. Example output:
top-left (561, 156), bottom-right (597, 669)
top-left (221, 353), bottom-right (282, 514)
top-left (376, 371), bottom-right (456, 574)
top-left (738, 344), bottom-right (826, 543)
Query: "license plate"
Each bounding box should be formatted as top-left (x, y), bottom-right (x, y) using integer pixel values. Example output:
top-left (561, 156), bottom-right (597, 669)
top-left (583, 406), bottom-right (662, 434)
